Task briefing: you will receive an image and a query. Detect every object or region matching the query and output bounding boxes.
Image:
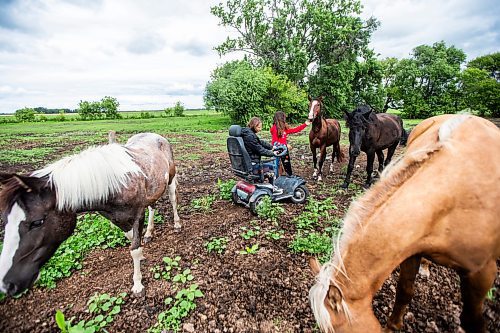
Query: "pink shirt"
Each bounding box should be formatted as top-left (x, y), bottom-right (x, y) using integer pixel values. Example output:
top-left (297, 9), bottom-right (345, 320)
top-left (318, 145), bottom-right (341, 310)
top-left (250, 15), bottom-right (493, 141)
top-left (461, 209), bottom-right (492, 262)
top-left (270, 123), bottom-right (307, 145)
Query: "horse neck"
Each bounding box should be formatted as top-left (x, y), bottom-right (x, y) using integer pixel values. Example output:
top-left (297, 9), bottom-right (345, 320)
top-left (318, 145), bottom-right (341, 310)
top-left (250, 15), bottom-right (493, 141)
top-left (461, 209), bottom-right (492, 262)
top-left (312, 115), bottom-right (324, 131)
top-left (332, 193), bottom-right (428, 302)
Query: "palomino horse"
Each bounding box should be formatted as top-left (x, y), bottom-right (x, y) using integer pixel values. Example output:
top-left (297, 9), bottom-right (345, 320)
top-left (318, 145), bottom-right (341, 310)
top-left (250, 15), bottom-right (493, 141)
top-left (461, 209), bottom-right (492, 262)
top-left (307, 96), bottom-right (344, 181)
top-left (0, 132), bottom-right (180, 296)
top-left (309, 114), bottom-right (500, 333)
top-left (341, 105), bottom-right (405, 188)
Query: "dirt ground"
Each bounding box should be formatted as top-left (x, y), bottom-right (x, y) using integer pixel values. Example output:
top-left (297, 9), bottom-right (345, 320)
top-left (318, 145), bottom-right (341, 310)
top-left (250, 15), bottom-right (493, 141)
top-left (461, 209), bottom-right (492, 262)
top-left (0, 134), bottom-right (498, 333)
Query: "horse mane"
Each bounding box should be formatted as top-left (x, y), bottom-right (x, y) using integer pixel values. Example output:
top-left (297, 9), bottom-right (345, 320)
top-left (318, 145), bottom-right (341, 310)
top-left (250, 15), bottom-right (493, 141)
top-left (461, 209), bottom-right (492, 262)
top-left (310, 115), bottom-right (471, 331)
top-left (31, 143), bottom-right (144, 211)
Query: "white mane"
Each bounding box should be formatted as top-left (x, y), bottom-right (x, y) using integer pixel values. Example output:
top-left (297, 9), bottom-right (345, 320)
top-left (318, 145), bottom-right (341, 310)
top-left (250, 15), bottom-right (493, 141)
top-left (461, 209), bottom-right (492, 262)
top-left (31, 143), bottom-right (143, 211)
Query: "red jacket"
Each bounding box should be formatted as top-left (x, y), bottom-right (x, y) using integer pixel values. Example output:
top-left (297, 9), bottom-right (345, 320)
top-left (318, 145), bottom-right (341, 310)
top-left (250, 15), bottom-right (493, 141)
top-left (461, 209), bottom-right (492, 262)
top-left (270, 123), bottom-right (307, 145)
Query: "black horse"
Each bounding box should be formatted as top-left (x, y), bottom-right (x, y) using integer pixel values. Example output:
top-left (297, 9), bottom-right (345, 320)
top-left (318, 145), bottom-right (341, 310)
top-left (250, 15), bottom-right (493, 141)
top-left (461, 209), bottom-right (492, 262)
top-left (341, 105), bottom-right (407, 189)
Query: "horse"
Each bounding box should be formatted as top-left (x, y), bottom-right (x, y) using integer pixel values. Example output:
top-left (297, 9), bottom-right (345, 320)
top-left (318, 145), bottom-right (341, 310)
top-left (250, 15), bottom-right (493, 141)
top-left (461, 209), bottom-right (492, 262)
top-left (0, 132), bottom-right (180, 296)
top-left (309, 114), bottom-right (500, 333)
top-left (341, 105), bottom-right (406, 189)
top-left (307, 96), bottom-right (344, 181)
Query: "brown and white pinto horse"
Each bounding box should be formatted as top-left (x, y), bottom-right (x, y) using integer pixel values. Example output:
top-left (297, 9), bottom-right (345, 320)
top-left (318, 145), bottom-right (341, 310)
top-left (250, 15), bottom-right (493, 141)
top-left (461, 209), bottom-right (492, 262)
top-left (307, 96), bottom-right (344, 181)
top-left (0, 132), bottom-right (180, 296)
top-left (342, 105), bottom-right (405, 189)
top-left (309, 114), bottom-right (500, 333)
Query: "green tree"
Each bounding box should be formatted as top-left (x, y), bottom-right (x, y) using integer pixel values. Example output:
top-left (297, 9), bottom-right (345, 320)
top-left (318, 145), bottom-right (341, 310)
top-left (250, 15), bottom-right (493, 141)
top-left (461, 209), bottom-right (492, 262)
top-left (15, 107), bottom-right (36, 122)
top-left (467, 52), bottom-right (500, 81)
top-left (100, 96), bottom-right (120, 119)
top-left (211, 0), bottom-right (379, 117)
top-left (460, 67), bottom-right (500, 117)
top-left (204, 60), bottom-right (307, 124)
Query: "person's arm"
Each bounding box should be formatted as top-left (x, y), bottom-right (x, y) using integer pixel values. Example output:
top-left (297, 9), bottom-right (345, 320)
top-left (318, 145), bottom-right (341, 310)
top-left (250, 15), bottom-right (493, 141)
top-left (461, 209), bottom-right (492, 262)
top-left (287, 122), bottom-right (308, 134)
top-left (247, 133), bottom-right (274, 157)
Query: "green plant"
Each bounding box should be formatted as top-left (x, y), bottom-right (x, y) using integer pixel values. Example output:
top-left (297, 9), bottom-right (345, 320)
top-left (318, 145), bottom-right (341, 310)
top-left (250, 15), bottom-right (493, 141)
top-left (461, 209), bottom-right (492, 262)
top-left (145, 209), bottom-right (164, 224)
top-left (265, 229), bottom-right (285, 240)
top-left (151, 256), bottom-right (181, 280)
top-left (487, 287), bottom-right (497, 301)
top-left (172, 269), bottom-right (194, 284)
top-left (55, 292), bottom-right (127, 333)
top-left (149, 284), bottom-right (204, 332)
top-left (255, 196), bottom-right (284, 222)
top-left (239, 243), bottom-right (260, 255)
top-left (205, 237), bottom-right (228, 254)
top-left (292, 198), bottom-right (336, 230)
top-left (190, 194), bottom-right (216, 211)
top-left (217, 178), bottom-right (236, 200)
top-left (240, 226), bottom-right (261, 240)
top-left (289, 231), bottom-right (332, 262)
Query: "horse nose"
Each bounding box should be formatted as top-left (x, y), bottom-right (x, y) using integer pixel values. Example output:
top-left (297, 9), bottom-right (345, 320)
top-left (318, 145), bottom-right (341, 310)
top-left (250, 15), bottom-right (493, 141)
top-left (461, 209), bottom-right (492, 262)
top-left (350, 148), bottom-right (360, 157)
top-left (5, 282), bottom-right (19, 296)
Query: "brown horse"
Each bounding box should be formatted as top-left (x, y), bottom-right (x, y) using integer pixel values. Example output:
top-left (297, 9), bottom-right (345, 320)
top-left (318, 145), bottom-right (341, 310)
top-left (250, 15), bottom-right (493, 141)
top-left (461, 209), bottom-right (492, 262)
top-left (342, 105), bottom-right (406, 189)
top-left (307, 96), bottom-right (344, 181)
top-left (0, 133), bottom-right (180, 296)
top-left (309, 114), bottom-right (500, 332)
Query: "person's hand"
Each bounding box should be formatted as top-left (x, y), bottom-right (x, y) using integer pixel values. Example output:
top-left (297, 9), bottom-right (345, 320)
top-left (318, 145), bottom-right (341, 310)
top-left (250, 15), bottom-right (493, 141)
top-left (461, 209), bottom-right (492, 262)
top-left (287, 144), bottom-right (292, 151)
top-left (273, 150), bottom-right (280, 156)
top-left (305, 119), bottom-right (311, 126)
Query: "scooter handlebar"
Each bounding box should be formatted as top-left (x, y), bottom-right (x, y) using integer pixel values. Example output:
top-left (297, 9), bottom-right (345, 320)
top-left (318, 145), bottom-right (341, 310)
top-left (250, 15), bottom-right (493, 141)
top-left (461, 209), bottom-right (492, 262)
top-left (273, 144), bottom-right (288, 157)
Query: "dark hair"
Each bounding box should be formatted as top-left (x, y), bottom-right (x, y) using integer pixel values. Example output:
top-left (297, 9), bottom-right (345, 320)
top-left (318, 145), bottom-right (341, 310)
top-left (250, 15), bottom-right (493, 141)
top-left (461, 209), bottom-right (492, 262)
top-left (247, 117), bottom-right (262, 132)
top-left (273, 111), bottom-right (289, 137)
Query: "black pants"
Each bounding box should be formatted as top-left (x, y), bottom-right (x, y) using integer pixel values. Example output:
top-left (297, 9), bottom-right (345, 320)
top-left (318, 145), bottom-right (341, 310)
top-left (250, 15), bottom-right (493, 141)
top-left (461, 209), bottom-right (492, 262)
top-left (280, 152), bottom-right (293, 176)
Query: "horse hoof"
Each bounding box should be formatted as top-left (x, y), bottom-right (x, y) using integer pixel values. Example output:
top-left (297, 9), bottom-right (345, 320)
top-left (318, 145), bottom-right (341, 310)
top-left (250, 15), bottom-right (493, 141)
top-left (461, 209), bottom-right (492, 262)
top-left (132, 289), bottom-right (146, 298)
top-left (143, 236), bottom-right (152, 244)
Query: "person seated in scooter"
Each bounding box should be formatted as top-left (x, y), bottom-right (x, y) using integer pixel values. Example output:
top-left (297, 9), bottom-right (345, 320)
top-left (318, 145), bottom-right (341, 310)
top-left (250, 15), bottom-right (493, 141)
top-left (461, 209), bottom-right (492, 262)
top-left (241, 117), bottom-right (278, 176)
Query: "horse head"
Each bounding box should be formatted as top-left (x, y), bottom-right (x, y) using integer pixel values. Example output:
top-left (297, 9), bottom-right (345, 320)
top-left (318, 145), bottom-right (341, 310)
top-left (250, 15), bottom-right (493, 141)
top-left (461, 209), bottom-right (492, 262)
top-left (308, 95), bottom-right (324, 121)
top-left (0, 173), bottom-right (76, 296)
top-left (344, 105), bottom-right (374, 157)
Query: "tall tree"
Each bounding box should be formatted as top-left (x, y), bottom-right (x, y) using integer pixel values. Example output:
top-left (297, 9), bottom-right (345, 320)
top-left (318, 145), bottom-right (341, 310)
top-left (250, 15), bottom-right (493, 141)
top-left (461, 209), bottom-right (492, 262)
top-left (211, 0), bottom-right (379, 117)
top-left (467, 52), bottom-right (500, 81)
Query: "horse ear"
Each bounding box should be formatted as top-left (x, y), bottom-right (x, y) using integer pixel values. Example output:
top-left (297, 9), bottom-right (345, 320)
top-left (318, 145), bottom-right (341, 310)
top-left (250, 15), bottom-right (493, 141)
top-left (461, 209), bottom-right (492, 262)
top-left (2, 174), bottom-right (48, 193)
top-left (309, 257), bottom-right (321, 275)
top-left (327, 285), bottom-right (344, 313)
top-left (319, 95), bottom-right (324, 102)
top-left (0, 172), bottom-right (14, 185)
top-left (308, 95), bottom-right (312, 102)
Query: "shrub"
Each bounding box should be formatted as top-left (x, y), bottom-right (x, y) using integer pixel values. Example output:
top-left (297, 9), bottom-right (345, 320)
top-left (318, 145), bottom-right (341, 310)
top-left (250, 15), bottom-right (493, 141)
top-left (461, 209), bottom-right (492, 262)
top-left (15, 107), bottom-right (36, 122)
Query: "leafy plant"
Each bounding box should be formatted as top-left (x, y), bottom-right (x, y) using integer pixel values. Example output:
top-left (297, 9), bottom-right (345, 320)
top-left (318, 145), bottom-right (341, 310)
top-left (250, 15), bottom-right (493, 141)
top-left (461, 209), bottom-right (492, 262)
top-left (172, 269), bottom-right (194, 284)
top-left (292, 197), bottom-right (336, 230)
top-left (217, 178), bottom-right (236, 200)
top-left (240, 226), bottom-right (261, 240)
top-left (151, 256), bottom-right (181, 280)
top-left (255, 196), bottom-right (284, 222)
top-left (55, 292), bottom-right (127, 333)
top-left (289, 231), bottom-right (332, 262)
top-left (148, 284), bottom-right (204, 332)
top-left (205, 237), bottom-right (228, 254)
top-left (265, 229), bottom-right (285, 240)
top-left (239, 243), bottom-right (260, 255)
top-left (487, 287), bottom-right (497, 301)
top-left (190, 194), bottom-right (216, 212)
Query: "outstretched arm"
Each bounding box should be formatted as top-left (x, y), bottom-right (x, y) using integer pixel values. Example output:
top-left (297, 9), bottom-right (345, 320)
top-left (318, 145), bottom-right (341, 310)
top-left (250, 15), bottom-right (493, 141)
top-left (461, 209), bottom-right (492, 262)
top-left (287, 122), bottom-right (308, 134)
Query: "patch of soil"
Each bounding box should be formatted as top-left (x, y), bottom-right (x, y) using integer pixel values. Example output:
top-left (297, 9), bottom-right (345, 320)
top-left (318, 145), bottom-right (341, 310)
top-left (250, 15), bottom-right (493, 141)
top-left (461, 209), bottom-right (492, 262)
top-left (0, 136), bottom-right (498, 333)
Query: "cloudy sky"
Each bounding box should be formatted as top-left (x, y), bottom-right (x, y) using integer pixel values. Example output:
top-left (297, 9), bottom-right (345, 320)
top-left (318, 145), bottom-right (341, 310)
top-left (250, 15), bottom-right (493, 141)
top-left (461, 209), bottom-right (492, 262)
top-left (0, 0), bottom-right (498, 113)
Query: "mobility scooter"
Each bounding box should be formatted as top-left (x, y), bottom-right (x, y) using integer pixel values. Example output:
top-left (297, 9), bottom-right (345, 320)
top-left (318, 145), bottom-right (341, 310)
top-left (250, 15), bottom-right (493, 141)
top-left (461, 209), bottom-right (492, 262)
top-left (227, 125), bottom-right (309, 214)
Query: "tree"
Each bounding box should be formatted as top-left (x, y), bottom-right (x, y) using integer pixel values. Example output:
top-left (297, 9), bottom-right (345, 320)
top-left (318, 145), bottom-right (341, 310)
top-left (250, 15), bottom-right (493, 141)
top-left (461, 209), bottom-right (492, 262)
top-left (15, 107), bottom-right (36, 122)
top-left (204, 60), bottom-right (307, 124)
top-left (78, 97), bottom-right (120, 120)
top-left (211, 0), bottom-right (379, 117)
top-left (100, 96), bottom-right (120, 119)
top-left (467, 52), bottom-right (500, 81)
top-left (460, 67), bottom-right (500, 117)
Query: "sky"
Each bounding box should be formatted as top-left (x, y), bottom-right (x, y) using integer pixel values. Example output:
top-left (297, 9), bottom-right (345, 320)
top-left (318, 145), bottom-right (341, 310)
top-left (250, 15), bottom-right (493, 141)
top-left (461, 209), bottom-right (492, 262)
top-left (0, 0), bottom-right (498, 113)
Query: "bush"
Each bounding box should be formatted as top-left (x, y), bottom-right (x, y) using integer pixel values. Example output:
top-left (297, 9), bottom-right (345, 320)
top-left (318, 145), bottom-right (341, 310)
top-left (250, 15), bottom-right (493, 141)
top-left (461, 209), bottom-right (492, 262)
top-left (78, 96), bottom-right (120, 120)
top-left (165, 101), bottom-right (185, 117)
top-left (15, 107), bottom-right (36, 122)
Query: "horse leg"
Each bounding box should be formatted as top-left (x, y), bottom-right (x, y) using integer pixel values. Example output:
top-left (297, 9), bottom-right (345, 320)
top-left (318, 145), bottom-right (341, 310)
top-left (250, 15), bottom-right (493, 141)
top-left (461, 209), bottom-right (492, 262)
top-left (341, 151), bottom-right (357, 189)
top-left (458, 259), bottom-right (497, 333)
top-left (130, 210), bottom-right (146, 294)
top-left (143, 206), bottom-right (155, 243)
top-left (329, 146), bottom-right (335, 173)
top-left (365, 152), bottom-right (376, 188)
top-left (386, 255), bottom-right (421, 330)
top-left (168, 174), bottom-right (181, 229)
top-left (317, 146), bottom-right (327, 182)
top-left (376, 150), bottom-right (384, 174)
top-left (384, 142), bottom-right (399, 168)
top-left (311, 145), bottom-right (318, 178)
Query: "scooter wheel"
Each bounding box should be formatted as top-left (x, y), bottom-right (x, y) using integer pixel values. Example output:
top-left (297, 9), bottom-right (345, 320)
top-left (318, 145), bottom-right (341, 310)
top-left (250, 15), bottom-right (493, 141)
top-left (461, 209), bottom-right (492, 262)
top-left (291, 185), bottom-right (308, 204)
top-left (232, 191), bottom-right (240, 205)
top-left (250, 193), bottom-right (270, 215)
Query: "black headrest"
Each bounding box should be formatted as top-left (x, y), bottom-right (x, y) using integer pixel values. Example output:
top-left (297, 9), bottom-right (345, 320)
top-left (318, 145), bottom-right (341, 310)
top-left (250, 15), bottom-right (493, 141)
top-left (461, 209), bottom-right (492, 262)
top-left (229, 125), bottom-right (242, 137)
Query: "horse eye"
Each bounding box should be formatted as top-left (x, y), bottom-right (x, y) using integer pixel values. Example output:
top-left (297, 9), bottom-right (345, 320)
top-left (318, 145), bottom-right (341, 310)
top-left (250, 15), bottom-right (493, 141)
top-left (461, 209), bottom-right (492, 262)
top-left (30, 219), bottom-right (44, 230)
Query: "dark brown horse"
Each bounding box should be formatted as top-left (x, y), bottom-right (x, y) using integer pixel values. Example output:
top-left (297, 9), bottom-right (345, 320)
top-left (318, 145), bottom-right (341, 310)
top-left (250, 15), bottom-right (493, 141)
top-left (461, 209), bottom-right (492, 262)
top-left (0, 133), bottom-right (180, 296)
top-left (307, 96), bottom-right (344, 181)
top-left (341, 105), bottom-right (406, 189)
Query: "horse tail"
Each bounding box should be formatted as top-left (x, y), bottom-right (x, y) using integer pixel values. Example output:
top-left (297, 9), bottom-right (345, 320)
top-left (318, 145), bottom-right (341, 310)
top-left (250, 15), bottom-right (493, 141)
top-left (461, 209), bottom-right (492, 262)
top-left (400, 128), bottom-right (411, 146)
top-left (336, 143), bottom-right (345, 163)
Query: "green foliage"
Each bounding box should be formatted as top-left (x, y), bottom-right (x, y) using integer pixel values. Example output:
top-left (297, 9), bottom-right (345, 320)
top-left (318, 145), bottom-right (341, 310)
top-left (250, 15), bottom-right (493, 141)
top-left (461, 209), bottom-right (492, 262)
top-left (78, 96), bottom-right (120, 120)
top-left (460, 63), bottom-right (500, 117)
top-left (289, 231), bottom-right (332, 258)
top-left (150, 256), bottom-right (181, 280)
top-left (55, 292), bottom-right (127, 333)
top-left (487, 287), bottom-right (497, 301)
top-left (467, 52), bottom-right (500, 81)
top-left (292, 197), bottom-right (336, 230)
top-left (240, 225), bottom-right (261, 240)
top-left (164, 101), bottom-right (186, 117)
top-left (172, 269), bottom-right (194, 284)
top-left (239, 243), bottom-right (260, 255)
top-left (217, 178), bottom-right (236, 200)
top-left (255, 195), bottom-right (284, 222)
top-left (37, 213), bottom-right (128, 289)
top-left (149, 284), bottom-right (204, 332)
top-left (15, 107), bottom-right (36, 122)
top-left (265, 229), bottom-right (285, 240)
top-left (205, 237), bottom-right (228, 254)
top-left (204, 60), bottom-right (308, 125)
top-left (190, 194), bottom-right (216, 211)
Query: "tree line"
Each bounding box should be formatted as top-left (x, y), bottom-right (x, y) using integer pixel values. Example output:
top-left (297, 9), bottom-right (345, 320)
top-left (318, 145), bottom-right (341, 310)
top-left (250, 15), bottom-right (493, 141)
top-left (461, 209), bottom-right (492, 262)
top-left (204, 0), bottom-right (499, 123)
